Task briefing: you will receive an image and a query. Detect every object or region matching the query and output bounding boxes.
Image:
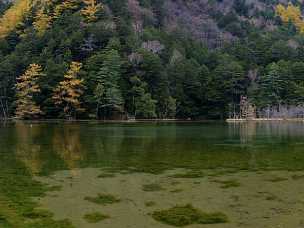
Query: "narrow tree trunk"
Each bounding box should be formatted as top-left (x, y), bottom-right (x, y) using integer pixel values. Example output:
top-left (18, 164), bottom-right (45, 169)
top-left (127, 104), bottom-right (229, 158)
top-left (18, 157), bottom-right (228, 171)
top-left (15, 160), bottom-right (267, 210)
top-left (0, 98), bottom-right (7, 119)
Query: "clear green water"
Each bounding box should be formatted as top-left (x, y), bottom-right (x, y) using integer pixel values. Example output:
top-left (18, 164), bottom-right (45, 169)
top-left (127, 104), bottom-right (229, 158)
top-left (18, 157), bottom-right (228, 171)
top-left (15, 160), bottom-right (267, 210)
top-left (1, 121), bottom-right (304, 227)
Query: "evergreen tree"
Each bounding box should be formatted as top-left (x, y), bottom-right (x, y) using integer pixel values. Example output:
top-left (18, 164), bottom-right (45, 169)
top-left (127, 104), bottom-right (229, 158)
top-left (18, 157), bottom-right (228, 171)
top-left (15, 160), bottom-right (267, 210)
top-left (94, 49), bottom-right (124, 119)
top-left (258, 62), bottom-right (286, 107)
top-left (130, 76), bottom-right (156, 119)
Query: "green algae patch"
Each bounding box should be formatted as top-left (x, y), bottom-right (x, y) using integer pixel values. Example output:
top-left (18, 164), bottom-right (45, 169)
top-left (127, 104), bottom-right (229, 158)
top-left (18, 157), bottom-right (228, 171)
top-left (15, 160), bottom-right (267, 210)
top-left (0, 215), bottom-right (10, 227)
top-left (22, 209), bottom-right (53, 219)
top-left (142, 184), bottom-right (164, 192)
top-left (170, 170), bottom-right (204, 178)
top-left (213, 179), bottom-right (241, 189)
top-left (47, 185), bottom-right (62, 192)
top-left (151, 204), bottom-right (228, 227)
top-left (97, 173), bottom-right (116, 178)
top-left (83, 212), bottom-right (110, 223)
top-left (266, 176), bottom-right (288, 182)
top-left (84, 194), bottom-right (120, 205)
top-left (25, 218), bottom-right (74, 228)
top-left (0, 158), bottom-right (74, 228)
top-left (170, 189), bottom-right (183, 193)
top-left (291, 174), bottom-right (304, 180)
top-left (145, 201), bottom-right (156, 207)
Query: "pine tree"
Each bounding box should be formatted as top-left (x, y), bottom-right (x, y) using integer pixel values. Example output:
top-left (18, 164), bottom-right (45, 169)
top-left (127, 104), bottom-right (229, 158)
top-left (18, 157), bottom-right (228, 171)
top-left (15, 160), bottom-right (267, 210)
top-left (94, 49), bottom-right (124, 119)
top-left (130, 76), bottom-right (156, 119)
top-left (52, 62), bottom-right (85, 119)
top-left (15, 64), bottom-right (44, 119)
top-left (81, 0), bottom-right (102, 22)
top-left (259, 63), bottom-right (284, 106)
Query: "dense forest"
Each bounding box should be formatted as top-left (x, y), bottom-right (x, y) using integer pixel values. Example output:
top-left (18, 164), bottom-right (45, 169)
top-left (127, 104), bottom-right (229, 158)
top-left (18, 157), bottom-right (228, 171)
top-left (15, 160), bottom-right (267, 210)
top-left (0, 0), bottom-right (304, 120)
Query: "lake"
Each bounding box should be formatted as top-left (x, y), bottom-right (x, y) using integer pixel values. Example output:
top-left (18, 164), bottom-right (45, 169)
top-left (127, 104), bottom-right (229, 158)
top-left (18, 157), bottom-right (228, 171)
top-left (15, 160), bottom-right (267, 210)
top-left (1, 121), bottom-right (304, 227)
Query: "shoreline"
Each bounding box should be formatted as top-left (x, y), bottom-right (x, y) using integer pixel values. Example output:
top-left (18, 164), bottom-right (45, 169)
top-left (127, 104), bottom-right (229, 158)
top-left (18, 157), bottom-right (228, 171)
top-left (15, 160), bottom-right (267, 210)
top-left (226, 118), bottom-right (304, 122)
top-left (0, 118), bottom-right (222, 124)
top-left (2, 118), bottom-right (304, 124)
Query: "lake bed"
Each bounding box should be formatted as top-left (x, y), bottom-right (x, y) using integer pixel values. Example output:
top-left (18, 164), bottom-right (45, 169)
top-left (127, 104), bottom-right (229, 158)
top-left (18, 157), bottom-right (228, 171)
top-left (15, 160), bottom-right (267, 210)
top-left (1, 121), bottom-right (304, 227)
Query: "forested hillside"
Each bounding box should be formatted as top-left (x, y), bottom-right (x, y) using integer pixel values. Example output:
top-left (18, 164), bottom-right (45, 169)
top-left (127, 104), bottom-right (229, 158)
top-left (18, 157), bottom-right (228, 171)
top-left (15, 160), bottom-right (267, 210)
top-left (0, 0), bottom-right (304, 120)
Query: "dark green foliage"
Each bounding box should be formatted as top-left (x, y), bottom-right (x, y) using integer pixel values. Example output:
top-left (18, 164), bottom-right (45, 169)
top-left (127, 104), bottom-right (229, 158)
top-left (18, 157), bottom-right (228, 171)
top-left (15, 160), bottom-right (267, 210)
top-left (0, 0), bottom-right (303, 120)
top-left (151, 204), bottom-right (228, 226)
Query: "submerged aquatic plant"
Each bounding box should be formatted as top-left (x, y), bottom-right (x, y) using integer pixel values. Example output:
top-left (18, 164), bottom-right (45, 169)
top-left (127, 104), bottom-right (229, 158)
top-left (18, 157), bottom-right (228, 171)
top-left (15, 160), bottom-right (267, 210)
top-left (142, 183), bottom-right (164, 192)
top-left (84, 194), bottom-right (120, 205)
top-left (170, 189), bottom-right (183, 193)
top-left (266, 176), bottom-right (288, 182)
top-left (213, 179), bottom-right (241, 188)
top-left (25, 218), bottom-right (74, 228)
top-left (83, 212), bottom-right (109, 223)
top-left (291, 174), bottom-right (304, 180)
top-left (22, 209), bottom-right (53, 219)
top-left (152, 204), bottom-right (228, 226)
top-left (97, 173), bottom-right (116, 178)
top-left (169, 170), bottom-right (204, 178)
top-left (145, 201), bottom-right (156, 207)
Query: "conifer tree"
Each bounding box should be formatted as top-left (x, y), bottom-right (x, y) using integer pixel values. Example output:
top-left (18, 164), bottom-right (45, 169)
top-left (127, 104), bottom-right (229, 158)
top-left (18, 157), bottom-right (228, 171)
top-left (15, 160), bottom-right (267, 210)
top-left (15, 64), bottom-right (44, 119)
top-left (130, 76), bottom-right (156, 119)
top-left (94, 49), bottom-right (124, 119)
top-left (52, 62), bottom-right (85, 119)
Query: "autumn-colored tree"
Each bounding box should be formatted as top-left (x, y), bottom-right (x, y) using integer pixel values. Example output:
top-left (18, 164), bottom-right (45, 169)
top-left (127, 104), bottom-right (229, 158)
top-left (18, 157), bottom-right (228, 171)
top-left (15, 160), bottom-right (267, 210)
top-left (81, 0), bottom-right (102, 22)
top-left (53, 0), bottom-right (80, 19)
top-left (276, 3), bottom-right (304, 34)
top-left (33, 8), bottom-right (52, 36)
top-left (0, 0), bottom-right (31, 38)
top-left (15, 64), bottom-right (44, 119)
top-left (52, 62), bottom-right (85, 119)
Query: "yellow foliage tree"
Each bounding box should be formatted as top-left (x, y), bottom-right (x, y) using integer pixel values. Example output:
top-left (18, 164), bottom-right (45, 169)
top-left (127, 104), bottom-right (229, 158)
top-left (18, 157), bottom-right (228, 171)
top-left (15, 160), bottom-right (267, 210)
top-left (81, 0), bottom-right (102, 22)
top-left (276, 3), bottom-right (304, 34)
top-left (15, 64), bottom-right (44, 119)
top-left (0, 0), bottom-right (32, 39)
top-left (52, 62), bottom-right (85, 119)
top-left (33, 8), bottom-right (52, 36)
top-left (53, 0), bottom-right (81, 19)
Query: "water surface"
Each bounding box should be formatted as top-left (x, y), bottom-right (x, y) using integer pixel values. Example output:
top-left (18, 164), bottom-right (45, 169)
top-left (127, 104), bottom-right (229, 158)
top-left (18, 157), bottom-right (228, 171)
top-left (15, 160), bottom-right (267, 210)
top-left (1, 121), bottom-right (304, 227)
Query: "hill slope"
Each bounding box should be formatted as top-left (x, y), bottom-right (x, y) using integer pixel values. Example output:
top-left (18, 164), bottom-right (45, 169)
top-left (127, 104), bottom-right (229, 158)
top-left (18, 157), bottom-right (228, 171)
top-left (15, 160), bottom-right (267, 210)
top-left (0, 0), bottom-right (303, 119)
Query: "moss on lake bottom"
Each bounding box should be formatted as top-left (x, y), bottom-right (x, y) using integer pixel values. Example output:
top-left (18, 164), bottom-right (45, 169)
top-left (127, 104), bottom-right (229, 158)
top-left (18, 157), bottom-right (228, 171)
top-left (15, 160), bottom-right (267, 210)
top-left (24, 218), bottom-right (74, 228)
top-left (169, 170), bottom-right (204, 178)
top-left (152, 204), bottom-right (228, 227)
top-left (145, 201), bottom-right (156, 207)
top-left (213, 179), bottom-right (241, 188)
top-left (83, 212), bottom-right (109, 223)
top-left (84, 194), bottom-right (120, 205)
top-left (170, 188), bottom-right (183, 193)
top-left (142, 183), bottom-right (164, 192)
top-left (0, 215), bottom-right (9, 227)
top-left (266, 176), bottom-right (289, 182)
top-left (97, 173), bottom-right (116, 178)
